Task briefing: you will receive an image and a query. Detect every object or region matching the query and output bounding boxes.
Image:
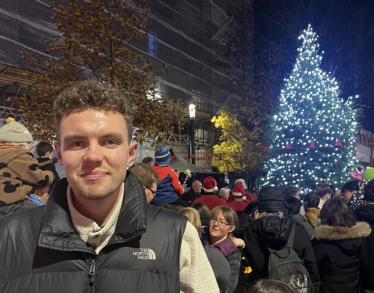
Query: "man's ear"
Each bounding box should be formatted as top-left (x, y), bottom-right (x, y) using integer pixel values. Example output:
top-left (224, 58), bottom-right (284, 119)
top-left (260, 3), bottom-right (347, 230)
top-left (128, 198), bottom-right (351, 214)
top-left (54, 143), bottom-right (63, 166)
top-left (127, 142), bottom-right (138, 167)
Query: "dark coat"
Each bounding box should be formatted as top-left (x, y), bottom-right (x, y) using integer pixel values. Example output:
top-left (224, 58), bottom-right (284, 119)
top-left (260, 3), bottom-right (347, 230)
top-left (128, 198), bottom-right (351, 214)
top-left (0, 173), bottom-right (187, 293)
top-left (200, 212), bottom-right (210, 227)
top-left (243, 215), bottom-right (321, 292)
top-left (313, 222), bottom-right (371, 293)
top-left (181, 188), bottom-right (200, 205)
top-left (233, 212), bottom-right (255, 239)
top-left (37, 157), bottom-right (61, 189)
top-left (292, 213), bottom-right (314, 239)
top-left (354, 205), bottom-right (374, 290)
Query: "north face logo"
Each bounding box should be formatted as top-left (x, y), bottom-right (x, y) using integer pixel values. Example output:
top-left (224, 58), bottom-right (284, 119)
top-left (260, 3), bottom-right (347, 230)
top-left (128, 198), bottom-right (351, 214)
top-left (133, 248), bottom-right (156, 260)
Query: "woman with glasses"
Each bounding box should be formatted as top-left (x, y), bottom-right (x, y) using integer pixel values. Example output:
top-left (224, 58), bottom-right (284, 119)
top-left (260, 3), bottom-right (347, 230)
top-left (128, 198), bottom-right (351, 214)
top-left (200, 206), bottom-right (243, 293)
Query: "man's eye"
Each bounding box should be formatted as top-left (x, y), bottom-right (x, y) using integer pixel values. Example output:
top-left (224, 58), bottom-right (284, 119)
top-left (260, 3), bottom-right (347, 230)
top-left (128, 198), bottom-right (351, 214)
top-left (106, 140), bottom-right (115, 145)
top-left (72, 142), bottom-right (82, 147)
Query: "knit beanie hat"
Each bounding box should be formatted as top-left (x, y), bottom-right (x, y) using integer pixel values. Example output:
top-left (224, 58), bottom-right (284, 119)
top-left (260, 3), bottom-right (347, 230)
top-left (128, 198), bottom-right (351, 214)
top-left (154, 144), bottom-right (171, 166)
top-left (0, 118), bottom-right (33, 144)
top-left (203, 176), bottom-right (218, 193)
top-left (232, 185), bottom-right (247, 201)
top-left (258, 186), bottom-right (288, 214)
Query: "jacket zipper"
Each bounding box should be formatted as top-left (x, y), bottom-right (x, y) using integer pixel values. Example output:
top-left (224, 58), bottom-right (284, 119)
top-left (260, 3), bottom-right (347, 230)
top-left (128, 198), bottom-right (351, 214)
top-left (88, 258), bottom-right (96, 290)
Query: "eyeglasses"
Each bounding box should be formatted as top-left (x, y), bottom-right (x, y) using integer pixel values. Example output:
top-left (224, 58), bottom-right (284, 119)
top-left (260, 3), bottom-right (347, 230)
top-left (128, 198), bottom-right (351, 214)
top-left (209, 217), bottom-right (230, 227)
top-left (145, 186), bottom-right (158, 197)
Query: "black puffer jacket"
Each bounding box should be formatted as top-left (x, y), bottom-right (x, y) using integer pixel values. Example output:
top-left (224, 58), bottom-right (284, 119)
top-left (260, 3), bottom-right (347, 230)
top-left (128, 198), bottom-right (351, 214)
top-left (355, 204), bottom-right (374, 290)
top-left (0, 173), bottom-right (187, 293)
top-left (233, 212), bottom-right (255, 239)
top-left (243, 216), bottom-right (321, 292)
top-left (313, 222), bottom-right (371, 293)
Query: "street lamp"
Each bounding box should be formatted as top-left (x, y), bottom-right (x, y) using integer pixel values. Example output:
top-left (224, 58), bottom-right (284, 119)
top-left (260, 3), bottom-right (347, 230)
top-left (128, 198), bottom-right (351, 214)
top-left (189, 104), bottom-right (195, 165)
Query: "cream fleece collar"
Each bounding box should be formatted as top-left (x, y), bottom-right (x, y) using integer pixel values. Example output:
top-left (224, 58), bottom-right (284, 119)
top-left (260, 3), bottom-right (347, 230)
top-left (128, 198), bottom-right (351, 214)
top-left (67, 184), bottom-right (124, 254)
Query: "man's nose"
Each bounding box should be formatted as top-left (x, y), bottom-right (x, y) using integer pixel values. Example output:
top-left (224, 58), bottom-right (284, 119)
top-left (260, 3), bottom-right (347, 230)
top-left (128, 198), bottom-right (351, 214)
top-left (84, 143), bottom-right (104, 163)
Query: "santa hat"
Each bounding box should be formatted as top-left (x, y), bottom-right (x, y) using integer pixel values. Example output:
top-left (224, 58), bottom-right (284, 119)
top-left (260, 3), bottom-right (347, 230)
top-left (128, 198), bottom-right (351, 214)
top-left (232, 184), bottom-right (247, 201)
top-left (203, 176), bottom-right (218, 193)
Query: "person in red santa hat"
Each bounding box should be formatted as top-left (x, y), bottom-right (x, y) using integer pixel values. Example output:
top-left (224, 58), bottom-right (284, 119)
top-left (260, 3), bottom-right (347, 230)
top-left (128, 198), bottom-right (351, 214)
top-left (228, 185), bottom-right (248, 212)
top-left (227, 178), bottom-right (254, 204)
top-left (193, 176), bottom-right (228, 211)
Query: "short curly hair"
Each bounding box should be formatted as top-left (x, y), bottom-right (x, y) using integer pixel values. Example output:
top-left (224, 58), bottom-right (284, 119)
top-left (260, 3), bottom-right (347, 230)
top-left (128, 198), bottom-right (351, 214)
top-left (53, 81), bottom-right (133, 142)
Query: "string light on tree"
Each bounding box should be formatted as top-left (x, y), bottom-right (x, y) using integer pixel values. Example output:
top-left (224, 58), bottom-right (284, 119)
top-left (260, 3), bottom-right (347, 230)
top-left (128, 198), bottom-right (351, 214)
top-left (262, 25), bottom-right (359, 189)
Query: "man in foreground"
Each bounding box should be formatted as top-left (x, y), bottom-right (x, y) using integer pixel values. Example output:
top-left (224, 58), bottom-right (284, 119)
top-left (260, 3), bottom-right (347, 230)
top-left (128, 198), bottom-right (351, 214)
top-left (0, 81), bottom-right (219, 293)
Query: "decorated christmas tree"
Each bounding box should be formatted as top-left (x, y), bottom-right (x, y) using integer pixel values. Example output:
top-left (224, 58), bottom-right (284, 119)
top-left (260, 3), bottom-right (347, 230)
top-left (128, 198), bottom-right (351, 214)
top-left (262, 25), bottom-right (359, 189)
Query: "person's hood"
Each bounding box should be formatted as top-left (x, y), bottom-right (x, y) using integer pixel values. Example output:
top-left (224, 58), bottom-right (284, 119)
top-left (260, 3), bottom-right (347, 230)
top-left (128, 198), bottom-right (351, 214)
top-left (252, 215), bottom-right (294, 249)
top-left (0, 147), bottom-right (29, 163)
top-left (314, 222), bottom-right (371, 256)
top-left (315, 222), bottom-right (371, 256)
top-left (355, 204), bottom-right (374, 224)
top-left (314, 222), bottom-right (371, 241)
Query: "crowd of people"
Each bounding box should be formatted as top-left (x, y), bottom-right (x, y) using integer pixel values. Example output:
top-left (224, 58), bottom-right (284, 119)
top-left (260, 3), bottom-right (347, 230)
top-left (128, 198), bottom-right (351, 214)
top-left (0, 80), bottom-right (374, 293)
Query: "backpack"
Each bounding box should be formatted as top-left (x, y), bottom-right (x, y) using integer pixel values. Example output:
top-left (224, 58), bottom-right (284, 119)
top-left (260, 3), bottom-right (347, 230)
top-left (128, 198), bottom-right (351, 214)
top-left (267, 224), bottom-right (314, 293)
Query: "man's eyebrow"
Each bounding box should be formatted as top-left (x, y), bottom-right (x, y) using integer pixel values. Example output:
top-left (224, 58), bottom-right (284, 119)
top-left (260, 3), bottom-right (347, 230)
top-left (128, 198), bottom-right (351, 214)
top-left (63, 134), bottom-right (86, 142)
top-left (100, 133), bottom-right (124, 140)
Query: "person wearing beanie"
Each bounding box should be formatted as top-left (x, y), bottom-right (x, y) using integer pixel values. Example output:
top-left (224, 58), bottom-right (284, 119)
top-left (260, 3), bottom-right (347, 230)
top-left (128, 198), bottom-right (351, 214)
top-left (151, 144), bottom-right (185, 206)
top-left (0, 118), bottom-right (54, 217)
top-left (228, 185), bottom-right (248, 212)
top-left (243, 186), bottom-right (320, 290)
top-left (193, 176), bottom-right (228, 211)
top-left (227, 178), bottom-right (254, 204)
top-left (355, 179), bottom-right (374, 291)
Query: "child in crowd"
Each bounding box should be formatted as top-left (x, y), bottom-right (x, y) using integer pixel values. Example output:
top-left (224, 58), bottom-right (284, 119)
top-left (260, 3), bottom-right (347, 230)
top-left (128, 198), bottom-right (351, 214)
top-left (151, 144), bottom-right (184, 206)
top-left (0, 118), bottom-right (54, 217)
top-left (36, 141), bottom-right (61, 189)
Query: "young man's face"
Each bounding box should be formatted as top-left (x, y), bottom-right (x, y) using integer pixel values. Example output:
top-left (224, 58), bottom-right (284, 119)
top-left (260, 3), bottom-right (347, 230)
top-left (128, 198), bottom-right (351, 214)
top-left (55, 109), bottom-right (137, 201)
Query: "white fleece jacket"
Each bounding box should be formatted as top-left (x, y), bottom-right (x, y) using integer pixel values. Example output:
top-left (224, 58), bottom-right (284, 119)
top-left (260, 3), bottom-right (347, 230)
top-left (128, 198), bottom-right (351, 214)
top-left (67, 184), bottom-right (219, 293)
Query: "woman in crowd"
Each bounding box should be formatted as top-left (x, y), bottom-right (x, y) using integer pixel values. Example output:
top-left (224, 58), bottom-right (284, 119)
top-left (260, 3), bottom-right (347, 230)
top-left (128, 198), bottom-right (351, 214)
top-left (303, 192), bottom-right (321, 228)
top-left (313, 198), bottom-right (371, 293)
top-left (285, 197), bottom-right (314, 239)
top-left (341, 180), bottom-right (367, 211)
top-left (315, 181), bottom-right (331, 209)
top-left (200, 206), bottom-right (243, 293)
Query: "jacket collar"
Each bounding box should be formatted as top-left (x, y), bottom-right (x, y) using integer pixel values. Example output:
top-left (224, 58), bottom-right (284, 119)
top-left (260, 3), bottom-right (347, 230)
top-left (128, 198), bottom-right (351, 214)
top-left (314, 222), bottom-right (371, 241)
top-left (38, 171), bottom-right (147, 254)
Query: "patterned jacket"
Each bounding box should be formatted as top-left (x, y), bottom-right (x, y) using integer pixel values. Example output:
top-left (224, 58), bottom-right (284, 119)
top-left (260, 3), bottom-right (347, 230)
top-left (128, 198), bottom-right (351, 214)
top-left (0, 145), bottom-right (54, 216)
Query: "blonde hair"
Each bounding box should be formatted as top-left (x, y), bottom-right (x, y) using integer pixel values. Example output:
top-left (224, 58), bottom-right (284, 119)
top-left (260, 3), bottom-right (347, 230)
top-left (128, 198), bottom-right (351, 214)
top-left (180, 207), bottom-right (202, 231)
